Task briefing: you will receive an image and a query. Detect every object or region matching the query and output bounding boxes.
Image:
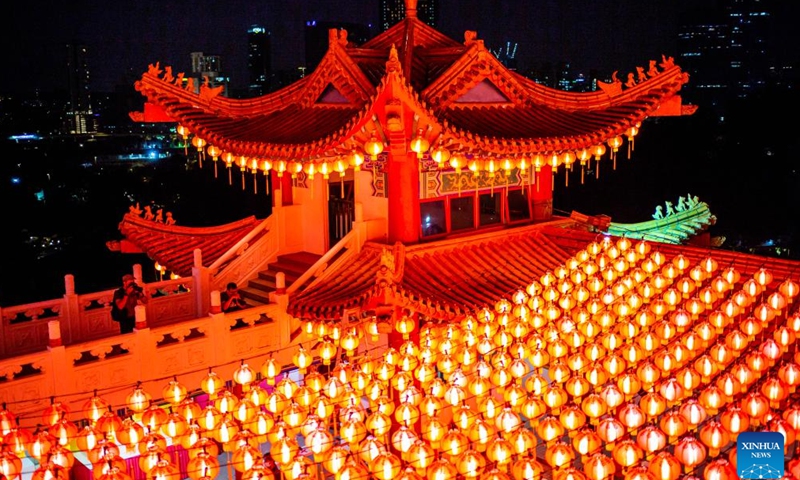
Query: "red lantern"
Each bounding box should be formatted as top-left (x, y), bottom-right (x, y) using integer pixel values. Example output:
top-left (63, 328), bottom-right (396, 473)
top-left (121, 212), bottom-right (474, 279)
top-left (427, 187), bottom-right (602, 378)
top-left (703, 459), bottom-right (736, 480)
top-left (648, 451), bottom-right (681, 480)
top-left (698, 420), bottom-right (730, 457)
top-left (612, 439), bottom-right (643, 467)
top-left (674, 436), bottom-right (707, 471)
top-left (583, 452), bottom-right (615, 480)
top-left (636, 424), bottom-right (667, 454)
top-left (719, 405), bottom-right (750, 438)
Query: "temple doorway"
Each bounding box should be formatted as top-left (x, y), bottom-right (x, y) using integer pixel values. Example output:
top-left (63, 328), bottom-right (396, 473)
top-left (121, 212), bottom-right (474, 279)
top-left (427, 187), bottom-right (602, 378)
top-left (328, 181), bottom-right (354, 248)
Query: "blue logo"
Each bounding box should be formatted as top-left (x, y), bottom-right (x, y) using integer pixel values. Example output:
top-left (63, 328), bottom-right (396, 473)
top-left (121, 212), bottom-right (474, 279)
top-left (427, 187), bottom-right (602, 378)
top-left (737, 431), bottom-right (785, 479)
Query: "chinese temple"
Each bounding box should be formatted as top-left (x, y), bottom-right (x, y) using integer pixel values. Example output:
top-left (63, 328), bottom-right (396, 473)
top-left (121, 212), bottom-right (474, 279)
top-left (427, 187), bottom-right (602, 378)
top-left (1, 2), bottom-right (800, 480)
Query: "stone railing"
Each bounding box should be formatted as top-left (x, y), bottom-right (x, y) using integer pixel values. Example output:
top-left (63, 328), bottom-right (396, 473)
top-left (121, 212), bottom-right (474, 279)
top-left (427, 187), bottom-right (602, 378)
top-left (209, 215), bottom-right (276, 291)
top-left (0, 295), bottom-right (296, 426)
top-left (0, 270), bottom-right (195, 359)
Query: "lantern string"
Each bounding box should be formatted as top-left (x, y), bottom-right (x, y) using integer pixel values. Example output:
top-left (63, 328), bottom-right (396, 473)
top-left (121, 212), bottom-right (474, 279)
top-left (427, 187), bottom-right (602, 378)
top-left (2, 245), bottom-right (797, 479)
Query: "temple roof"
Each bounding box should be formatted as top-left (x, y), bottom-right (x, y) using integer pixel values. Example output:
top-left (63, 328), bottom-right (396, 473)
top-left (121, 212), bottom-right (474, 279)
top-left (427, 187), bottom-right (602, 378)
top-left (133, 12), bottom-right (693, 165)
top-left (118, 213), bottom-right (263, 277)
top-left (288, 220), bottom-right (579, 320)
top-left (288, 221), bottom-right (800, 321)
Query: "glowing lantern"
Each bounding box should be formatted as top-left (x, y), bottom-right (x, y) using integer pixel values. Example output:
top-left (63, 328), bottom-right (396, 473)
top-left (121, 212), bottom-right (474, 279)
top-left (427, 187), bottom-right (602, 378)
top-left (625, 466), bottom-right (656, 480)
top-left (674, 436), bottom-right (707, 472)
top-left (364, 134), bottom-right (384, 161)
top-left (741, 391), bottom-right (770, 423)
top-left (613, 439), bottom-right (643, 468)
top-left (4, 428), bottom-right (32, 457)
top-left (703, 459), bottom-right (736, 480)
top-left (224, 361), bottom-right (254, 387)
top-left (0, 451), bottom-right (21, 480)
top-left (29, 436), bottom-right (57, 469)
top-left (648, 452), bottom-right (681, 480)
top-left (186, 451), bottom-right (220, 480)
top-left (659, 410), bottom-right (688, 440)
top-left (48, 417), bottom-right (78, 447)
top-left (408, 129), bottom-right (431, 160)
top-left (270, 436), bottom-right (299, 466)
top-left (698, 420), bottom-right (730, 457)
top-left (32, 463), bottom-right (69, 480)
top-left (679, 399), bottom-right (708, 429)
top-left (191, 136), bottom-right (207, 166)
top-left (637, 424), bottom-right (667, 455)
top-left (141, 405), bottom-right (168, 432)
top-left (82, 393), bottom-right (109, 425)
top-left (293, 347), bottom-right (313, 373)
top-left (198, 370), bottom-right (223, 397)
top-left (545, 441), bottom-right (575, 469)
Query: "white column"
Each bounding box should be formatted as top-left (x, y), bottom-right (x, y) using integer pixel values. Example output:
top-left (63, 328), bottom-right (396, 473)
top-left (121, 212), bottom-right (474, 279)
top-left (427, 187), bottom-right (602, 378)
top-left (47, 320), bottom-right (62, 347)
top-left (134, 305), bottom-right (147, 329)
top-left (210, 290), bottom-right (221, 314)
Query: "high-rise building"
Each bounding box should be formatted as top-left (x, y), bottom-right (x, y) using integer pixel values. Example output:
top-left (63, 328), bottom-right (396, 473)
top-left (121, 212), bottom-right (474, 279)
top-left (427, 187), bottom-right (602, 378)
top-left (379, 0), bottom-right (438, 32)
top-left (491, 41), bottom-right (518, 71)
top-left (247, 25), bottom-right (271, 97)
top-left (65, 43), bottom-right (95, 134)
top-left (305, 20), bottom-right (372, 71)
top-left (190, 52), bottom-right (229, 97)
top-left (677, 0), bottom-right (783, 108)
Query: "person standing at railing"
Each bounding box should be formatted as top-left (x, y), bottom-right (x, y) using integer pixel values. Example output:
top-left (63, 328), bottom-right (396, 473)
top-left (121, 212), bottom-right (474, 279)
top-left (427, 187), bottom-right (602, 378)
top-left (220, 282), bottom-right (248, 312)
top-left (111, 274), bottom-right (149, 333)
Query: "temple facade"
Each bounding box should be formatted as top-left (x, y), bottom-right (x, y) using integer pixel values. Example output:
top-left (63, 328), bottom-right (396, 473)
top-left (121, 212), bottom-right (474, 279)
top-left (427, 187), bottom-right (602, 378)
top-left (1, 2), bottom-right (799, 480)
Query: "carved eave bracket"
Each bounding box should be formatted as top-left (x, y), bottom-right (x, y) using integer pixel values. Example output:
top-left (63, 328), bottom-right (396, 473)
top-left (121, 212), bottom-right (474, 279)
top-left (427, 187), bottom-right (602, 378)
top-left (376, 243), bottom-right (406, 289)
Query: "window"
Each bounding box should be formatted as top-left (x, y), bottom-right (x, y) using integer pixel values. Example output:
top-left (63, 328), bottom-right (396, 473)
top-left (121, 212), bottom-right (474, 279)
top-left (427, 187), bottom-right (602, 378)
top-left (450, 196), bottom-right (475, 231)
top-left (478, 192), bottom-right (502, 227)
top-left (420, 200), bottom-right (446, 237)
top-left (507, 188), bottom-right (531, 222)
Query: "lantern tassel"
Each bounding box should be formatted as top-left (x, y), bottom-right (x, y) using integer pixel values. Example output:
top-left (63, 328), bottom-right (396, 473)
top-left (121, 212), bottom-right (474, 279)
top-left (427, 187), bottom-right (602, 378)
top-left (265, 173), bottom-right (270, 196)
top-left (214, 162), bottom-right (218, 178)
top-left (581, 164), bottom-right (585, 184)
top-left (241, 171), bottom-right (246, 191)
top-left (253, 172), bottom-right (257, 194)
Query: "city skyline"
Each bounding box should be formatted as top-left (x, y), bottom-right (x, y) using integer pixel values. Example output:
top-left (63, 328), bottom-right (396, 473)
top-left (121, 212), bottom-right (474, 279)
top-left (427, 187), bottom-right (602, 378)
top-left (3, 0), bottom-right (731, 95)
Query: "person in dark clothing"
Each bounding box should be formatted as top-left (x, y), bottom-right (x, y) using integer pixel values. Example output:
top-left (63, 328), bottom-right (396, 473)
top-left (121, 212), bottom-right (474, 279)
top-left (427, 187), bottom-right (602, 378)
top-left (221, 282), bottom-right (248, 312)
top-left (111, 274), bottom-right (148, 333)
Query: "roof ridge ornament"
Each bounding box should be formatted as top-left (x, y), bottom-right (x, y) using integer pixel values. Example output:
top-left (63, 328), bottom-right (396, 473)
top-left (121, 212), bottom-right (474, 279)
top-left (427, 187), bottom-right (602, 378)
top-left (464, 30), bottom-right (483, 47)
top-left (405, 0), bottom-right (418, 18)
top-left (386, 44), bottom-right (402, 75)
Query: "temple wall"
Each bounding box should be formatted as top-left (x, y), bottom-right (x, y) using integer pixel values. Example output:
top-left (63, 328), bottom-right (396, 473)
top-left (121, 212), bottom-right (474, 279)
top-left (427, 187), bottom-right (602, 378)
top-left (357, 170), bottom-right (389, 242)
top-left (289, 177), bottom-right (327, 255)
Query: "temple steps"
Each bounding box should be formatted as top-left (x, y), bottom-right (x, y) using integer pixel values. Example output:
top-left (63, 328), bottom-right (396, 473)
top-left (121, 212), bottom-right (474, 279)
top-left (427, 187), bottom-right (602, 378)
top-left (239, 251), bottom-right (322, 305)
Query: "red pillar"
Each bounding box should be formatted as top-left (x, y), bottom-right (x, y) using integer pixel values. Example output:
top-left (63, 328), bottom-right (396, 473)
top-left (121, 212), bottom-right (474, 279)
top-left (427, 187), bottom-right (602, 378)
top-left (271, 171), bottom-right (293, 207)
top-left (532, 165), bottom-right (553, 221)
top-left (387, 152), bottom-right (420, 244)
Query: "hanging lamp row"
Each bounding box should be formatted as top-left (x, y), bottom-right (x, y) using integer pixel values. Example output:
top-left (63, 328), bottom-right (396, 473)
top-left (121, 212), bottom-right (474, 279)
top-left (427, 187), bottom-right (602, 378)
top-left (174, 122), bottom-right (640, 191)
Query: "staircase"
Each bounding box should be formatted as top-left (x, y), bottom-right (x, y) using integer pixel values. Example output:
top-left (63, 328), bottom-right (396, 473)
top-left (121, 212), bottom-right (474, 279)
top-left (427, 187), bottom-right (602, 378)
top-left (239, 251), bottom-right (322, 305)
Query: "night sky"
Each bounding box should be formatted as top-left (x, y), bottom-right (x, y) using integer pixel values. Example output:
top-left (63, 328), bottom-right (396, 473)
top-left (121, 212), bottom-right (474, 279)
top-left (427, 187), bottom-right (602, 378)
top-left (5, 0), bottom-right (703, 94)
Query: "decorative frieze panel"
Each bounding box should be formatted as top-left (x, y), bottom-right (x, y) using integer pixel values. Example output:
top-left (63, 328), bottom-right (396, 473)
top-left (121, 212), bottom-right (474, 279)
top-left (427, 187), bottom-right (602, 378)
top-left (74, 357), bottom-right (136, 393)
top-left (149, 294), bottom-right (195, 326)
top-left (420, 168), bottom-right (531, 198)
